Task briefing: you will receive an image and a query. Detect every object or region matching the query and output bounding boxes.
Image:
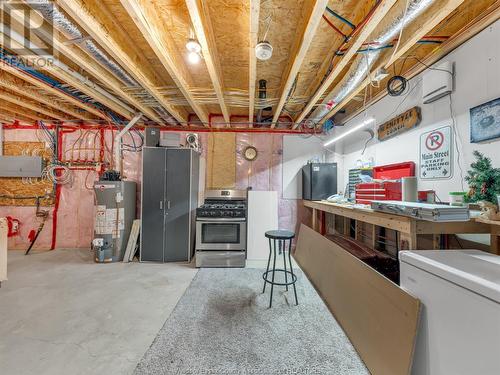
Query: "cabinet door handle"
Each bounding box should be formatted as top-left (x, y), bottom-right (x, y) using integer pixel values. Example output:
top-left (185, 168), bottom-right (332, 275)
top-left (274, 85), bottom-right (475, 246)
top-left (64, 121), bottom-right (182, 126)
top-left (167, 200), bottom-right (171, 209)
top-left (159, 201), bottom-right (163, 210)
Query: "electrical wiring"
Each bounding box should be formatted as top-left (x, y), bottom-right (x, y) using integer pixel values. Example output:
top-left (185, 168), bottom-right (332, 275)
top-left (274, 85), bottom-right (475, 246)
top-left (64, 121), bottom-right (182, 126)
top-left (43, 163), bottom-right (73, 185)
top-left (388, 0), bottom-right (410, 69)
top-left (448, 93), bottom-right (465, 191)
top-left (387, 75), bottom-right (408, 96)
top-left (121, 128), bottom-right (144, 152)
top-left (409, 55), bottom-right (454, 75)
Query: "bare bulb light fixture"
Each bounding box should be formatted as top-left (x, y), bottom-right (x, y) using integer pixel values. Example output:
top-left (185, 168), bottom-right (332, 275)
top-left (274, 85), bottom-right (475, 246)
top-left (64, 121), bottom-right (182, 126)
top-left (186, 38), bottom-right (201, 53)
top-left (188, 51), bottom-right (201, 64)
top-left (186, 37), bottom-right (202, 64)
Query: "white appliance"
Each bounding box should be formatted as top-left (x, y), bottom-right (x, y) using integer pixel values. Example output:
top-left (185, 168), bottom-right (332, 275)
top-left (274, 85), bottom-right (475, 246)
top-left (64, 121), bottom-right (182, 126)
top-left (422, 60), bottom-right (453, 104)
top-left (247, 191), bottom-right (278, 260)
top-left (400, 250), bottom-right (500, 375)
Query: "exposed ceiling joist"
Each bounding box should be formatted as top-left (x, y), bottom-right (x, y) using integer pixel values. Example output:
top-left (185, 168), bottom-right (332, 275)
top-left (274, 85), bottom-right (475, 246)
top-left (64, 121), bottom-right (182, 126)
top-left (248, 0), bottom-right (260, 127)
top-left (0, 102), bottom-right (48, 122)
top-left (383, 0), bottom-right (466, 68)
top-left (57, 0), bottom-right (188, 124)
top-left (0, 90), bottom-right (67, 120)
top-left (0, 73), bottom-right (88, 120)
top-left (3, 4), bottom-right (143, 121)
top-left (292, 0), bottom-right (398, 129)
top-left (0, 61), bottom-right (106, 120)
top-left (186, 0), bottom-right (230, 124)
top-left (319, 0), bottom-right (467, 123)
top-left (270, 0), bottom-right (329, 128)
top-left (339, 0), bottom-right (500, 125)
top-left (14, 4), bottom-right (164, 124)
top-left (119, 0), bottom-right (209, 125)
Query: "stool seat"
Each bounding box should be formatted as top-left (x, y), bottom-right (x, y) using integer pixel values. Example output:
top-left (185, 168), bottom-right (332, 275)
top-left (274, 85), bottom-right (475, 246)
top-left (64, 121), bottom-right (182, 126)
top-left (265, 230), bottom-right (295, 240)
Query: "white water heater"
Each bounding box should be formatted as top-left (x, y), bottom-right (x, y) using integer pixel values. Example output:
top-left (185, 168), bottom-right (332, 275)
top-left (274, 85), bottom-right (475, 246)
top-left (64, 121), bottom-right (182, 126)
top-left (422, 60), bottom-right (453, 104)
top-left (93, 180), bottom-right (136, 262)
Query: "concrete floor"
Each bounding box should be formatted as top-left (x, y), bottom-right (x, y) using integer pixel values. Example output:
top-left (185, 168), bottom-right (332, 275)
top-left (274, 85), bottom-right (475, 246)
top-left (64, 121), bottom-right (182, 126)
top-left (0, 249), bottom-right (198, 375)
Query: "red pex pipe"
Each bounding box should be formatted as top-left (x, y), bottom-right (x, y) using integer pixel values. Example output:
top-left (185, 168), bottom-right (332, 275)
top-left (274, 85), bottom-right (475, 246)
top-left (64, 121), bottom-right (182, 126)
top-left (50, 128), bottom-right (64, 250)
top-left (322, 14), bottom-right (347, 39)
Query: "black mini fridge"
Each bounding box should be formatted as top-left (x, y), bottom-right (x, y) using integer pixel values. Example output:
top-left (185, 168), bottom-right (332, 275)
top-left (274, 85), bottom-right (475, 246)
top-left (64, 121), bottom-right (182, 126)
top-left (302, 163), bottom-right (338, 200)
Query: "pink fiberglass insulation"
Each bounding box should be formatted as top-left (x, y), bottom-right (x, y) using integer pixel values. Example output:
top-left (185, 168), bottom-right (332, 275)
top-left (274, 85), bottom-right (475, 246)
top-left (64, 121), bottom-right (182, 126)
top-left (1, 125), bottom-right (309, 250)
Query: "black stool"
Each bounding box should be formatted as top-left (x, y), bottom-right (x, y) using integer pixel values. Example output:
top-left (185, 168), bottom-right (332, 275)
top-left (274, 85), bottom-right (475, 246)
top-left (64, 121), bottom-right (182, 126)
top-left (262, 230), bottom-right (298, 308)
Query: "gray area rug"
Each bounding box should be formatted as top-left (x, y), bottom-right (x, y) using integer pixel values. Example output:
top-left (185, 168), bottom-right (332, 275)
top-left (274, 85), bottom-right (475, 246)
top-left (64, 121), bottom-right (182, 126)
top-left (134, 268), bottom-right (368, 375)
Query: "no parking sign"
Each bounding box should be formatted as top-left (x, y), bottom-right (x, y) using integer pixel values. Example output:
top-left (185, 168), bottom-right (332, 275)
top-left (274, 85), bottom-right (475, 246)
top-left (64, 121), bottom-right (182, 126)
top-left (419, 125), bottom-right (453, 179)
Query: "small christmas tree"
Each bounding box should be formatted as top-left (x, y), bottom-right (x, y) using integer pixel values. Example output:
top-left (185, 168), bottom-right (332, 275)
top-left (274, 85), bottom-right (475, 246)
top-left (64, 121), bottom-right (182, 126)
top-left (465, 151), bottom-right (500, 204)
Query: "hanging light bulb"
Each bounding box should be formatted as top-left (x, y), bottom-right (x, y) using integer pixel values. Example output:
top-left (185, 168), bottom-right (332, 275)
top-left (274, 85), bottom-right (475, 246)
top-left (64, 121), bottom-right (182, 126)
top-left (186, 38), bottom-right (201, 53)
top-left (188, 51), bottom-right (201, 64)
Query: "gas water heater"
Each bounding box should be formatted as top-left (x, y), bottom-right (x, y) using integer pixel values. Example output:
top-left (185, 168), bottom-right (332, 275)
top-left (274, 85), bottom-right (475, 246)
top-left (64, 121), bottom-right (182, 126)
top-left (93, 180), bottom-right (136, 262)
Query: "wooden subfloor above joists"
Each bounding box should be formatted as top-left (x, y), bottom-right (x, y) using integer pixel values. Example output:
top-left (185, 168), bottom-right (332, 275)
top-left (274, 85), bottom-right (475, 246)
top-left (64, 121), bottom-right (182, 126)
top-left (57, 0), bottom-right (189, 124)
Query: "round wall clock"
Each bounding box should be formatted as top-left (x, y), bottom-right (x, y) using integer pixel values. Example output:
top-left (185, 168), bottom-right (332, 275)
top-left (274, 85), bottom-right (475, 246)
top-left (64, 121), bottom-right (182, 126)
top-left (243, 146), bottom-right (258, 161)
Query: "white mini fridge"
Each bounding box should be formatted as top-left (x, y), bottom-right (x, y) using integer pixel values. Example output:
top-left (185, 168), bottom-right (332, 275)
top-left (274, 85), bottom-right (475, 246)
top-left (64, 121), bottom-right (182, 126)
top-left (400, 250), bottom-right (500, 375)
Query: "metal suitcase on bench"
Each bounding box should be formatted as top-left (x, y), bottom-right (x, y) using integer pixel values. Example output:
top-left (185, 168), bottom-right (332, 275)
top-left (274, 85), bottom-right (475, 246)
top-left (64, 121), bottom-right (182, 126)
top-left (371, 201), bottom-right (470, 222)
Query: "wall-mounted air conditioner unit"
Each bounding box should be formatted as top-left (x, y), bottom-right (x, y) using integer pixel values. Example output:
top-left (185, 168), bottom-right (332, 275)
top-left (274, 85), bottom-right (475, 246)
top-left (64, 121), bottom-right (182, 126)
top-left (422, 61), bottom-right (454, 104)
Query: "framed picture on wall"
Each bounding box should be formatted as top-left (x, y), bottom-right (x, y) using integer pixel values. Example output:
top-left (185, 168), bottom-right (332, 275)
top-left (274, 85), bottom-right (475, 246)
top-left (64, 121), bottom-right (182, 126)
top-left (470, 97), bottom-right (500, 143)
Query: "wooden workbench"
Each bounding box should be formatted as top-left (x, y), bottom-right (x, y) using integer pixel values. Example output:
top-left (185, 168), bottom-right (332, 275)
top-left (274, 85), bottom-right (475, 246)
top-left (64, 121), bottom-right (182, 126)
top-left (475, 217), bottom-right (500, 254)
top-left (303, 200), bottom-right (498, 254)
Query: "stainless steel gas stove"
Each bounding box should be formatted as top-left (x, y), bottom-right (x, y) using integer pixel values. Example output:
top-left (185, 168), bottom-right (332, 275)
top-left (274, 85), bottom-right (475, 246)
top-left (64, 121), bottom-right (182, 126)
top-left (195, 190), bottom-right (247, 268)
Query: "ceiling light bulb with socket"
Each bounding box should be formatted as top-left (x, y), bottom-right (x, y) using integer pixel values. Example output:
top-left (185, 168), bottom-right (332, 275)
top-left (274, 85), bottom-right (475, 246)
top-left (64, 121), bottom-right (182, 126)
top-left (186, 39), bottom-right (201, 53)
top-left (188, 51), bottom-right (201, 64)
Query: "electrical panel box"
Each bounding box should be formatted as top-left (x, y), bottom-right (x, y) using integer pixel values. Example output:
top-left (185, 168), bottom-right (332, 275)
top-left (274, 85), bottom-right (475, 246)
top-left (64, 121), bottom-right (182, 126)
top-left (0, 156), bottom-right (43, 177)
top-left (145, 127), bottom-right (160, 147)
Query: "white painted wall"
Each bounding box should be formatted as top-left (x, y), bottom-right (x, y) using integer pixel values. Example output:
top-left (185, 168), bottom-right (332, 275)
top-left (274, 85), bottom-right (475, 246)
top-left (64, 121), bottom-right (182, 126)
top-left (328, 21), bottom-right (500, 204)
top-left (282, 135), bottom-right (343, 199)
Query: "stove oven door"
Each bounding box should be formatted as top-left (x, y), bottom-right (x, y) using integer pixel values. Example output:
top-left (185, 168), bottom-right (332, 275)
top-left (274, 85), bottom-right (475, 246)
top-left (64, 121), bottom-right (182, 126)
top-left (196, 218), bottom-right (246, 251)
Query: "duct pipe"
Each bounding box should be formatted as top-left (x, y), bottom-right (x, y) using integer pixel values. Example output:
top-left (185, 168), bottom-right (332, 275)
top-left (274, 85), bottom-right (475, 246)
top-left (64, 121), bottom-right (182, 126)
top-left (256, 79), bottom-right (267, 123)
top-left (306, 0), bottom-right (435, 124)
top-left (27, 0), bottom-right (137, 87)
top-left (0, 24), bottom-right (136, 116)
top-left (114, 113), bottom-right (143, 174)
top-left (27, 0), bottom-right (178, 126)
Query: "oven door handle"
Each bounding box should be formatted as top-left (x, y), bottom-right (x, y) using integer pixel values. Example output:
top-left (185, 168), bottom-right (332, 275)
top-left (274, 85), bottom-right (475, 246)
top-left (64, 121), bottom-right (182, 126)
top-left (196, 218), bottom-right (246, 222)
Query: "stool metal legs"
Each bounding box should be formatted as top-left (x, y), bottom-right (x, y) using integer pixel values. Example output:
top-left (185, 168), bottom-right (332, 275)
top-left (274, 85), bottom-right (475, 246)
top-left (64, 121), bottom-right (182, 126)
top-left (262, 237), bottom-right (298, 308)
top-left (262, 238), bottom-right (272, 294)
top-left (269, 240), bottom-right (277, 308)
top-left (288, 239), bottom-right (298, 306)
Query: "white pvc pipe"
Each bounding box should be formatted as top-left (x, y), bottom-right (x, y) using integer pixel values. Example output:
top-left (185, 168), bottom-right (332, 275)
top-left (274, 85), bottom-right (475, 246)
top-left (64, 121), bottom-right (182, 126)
top-left (114, 113), bottom-right (143, 174)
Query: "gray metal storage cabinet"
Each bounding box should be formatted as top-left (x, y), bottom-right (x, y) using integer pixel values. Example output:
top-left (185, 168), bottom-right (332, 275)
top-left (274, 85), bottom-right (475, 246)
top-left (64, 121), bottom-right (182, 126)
top-left (140, 147), bottom-right (199, 262)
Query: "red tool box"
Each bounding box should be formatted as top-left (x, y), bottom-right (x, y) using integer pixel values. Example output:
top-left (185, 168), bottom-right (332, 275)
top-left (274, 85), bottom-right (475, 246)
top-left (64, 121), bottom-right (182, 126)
top-left (355, 162), bottom-right (416, 204)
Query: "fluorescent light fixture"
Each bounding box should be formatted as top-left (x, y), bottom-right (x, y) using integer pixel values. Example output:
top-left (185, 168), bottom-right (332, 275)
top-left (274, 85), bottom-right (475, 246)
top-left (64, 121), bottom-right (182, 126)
top-left (323, 117), bottom-right (375, 147)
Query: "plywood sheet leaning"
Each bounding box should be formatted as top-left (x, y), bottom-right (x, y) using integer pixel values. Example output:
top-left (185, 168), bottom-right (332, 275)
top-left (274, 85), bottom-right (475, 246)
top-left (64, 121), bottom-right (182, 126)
top-left (0, 142), bottom-right (54, 206)
top-left (294, 224), bottom-right (420, 375)
top-left (206, 133), bottom-right (236, 189)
